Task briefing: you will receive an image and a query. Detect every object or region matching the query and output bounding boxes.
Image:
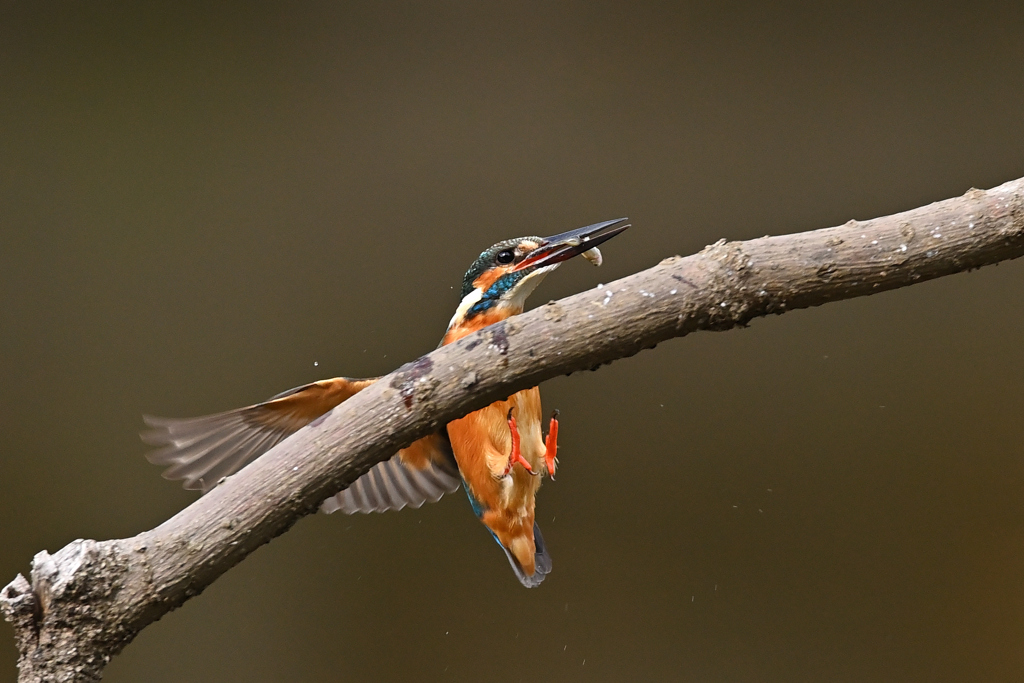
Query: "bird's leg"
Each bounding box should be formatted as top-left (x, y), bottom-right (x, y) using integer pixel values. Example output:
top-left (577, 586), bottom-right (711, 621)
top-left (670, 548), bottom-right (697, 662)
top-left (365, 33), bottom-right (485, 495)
top-left (503, 408), bottom-right (537, 476)
top-left (544, 409), bottom-right (559, 479)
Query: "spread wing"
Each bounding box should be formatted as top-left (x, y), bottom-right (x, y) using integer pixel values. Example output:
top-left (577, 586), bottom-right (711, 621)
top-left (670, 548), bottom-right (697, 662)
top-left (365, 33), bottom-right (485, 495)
top-left (320, 431), bottom-right (461, 515)
top-left (143, 377), bottom-right (377, 493)
top-left (142, 376), bottom-right (461, 512)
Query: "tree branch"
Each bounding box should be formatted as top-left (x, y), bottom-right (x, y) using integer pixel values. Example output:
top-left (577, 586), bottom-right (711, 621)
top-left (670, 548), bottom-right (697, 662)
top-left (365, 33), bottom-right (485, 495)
top-left (4, 178), bottom-right (1024, 682)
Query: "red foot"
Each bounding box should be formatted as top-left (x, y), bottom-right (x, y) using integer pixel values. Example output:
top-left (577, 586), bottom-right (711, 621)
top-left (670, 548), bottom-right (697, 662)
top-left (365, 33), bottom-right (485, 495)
top-left (544, 410), bottom-right (559, 479)
top-left (503, 408), bottom-right (536, 476)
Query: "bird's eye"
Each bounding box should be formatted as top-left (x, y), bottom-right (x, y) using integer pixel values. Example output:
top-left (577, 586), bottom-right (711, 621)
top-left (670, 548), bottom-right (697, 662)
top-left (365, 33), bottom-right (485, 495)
top-left (495, 249), bottom-right (515, 265)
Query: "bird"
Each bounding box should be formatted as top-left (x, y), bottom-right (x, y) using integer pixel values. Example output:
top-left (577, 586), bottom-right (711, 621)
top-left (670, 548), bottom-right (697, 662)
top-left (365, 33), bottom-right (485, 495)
top-left (142, 218), bottom-right (629, 587)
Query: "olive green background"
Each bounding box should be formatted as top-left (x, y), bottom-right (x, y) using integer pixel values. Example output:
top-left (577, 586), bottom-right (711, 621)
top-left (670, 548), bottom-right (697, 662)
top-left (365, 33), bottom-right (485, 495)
top-left (3, 2), bottom-right (1024, 681)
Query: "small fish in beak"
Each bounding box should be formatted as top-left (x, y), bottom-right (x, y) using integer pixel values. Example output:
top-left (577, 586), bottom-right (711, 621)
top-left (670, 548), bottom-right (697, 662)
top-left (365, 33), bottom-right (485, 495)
top-left (582, 247), bottom-right (603, 266)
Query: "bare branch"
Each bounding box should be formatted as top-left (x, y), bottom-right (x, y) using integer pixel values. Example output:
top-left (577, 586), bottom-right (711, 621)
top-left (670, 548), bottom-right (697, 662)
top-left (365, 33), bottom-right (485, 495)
top-left (4, 178), bottom-right (1023, 682)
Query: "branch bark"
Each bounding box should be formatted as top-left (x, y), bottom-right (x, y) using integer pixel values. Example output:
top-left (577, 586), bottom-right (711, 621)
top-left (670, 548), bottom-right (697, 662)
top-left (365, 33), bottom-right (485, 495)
top-left (4, 178), bottom-right (1024, 682)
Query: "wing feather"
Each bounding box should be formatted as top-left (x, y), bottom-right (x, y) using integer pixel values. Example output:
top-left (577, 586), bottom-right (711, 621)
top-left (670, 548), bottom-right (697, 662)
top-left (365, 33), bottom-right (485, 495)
top-left (143, 377), bottom-right (462, 511)
top-left (319, 433), bottom-right (461, 514)
top-left (143, 377), bottom-right (377, 493)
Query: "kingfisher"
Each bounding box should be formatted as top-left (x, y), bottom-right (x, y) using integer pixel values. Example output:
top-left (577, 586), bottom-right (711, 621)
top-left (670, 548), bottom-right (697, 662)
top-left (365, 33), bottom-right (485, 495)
top-left (143, 218), bottom-right (629, 587)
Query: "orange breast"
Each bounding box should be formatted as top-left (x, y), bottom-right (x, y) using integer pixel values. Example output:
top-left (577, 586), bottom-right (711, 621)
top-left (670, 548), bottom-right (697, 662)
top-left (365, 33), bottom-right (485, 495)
top-left (446, 387), bottom-right (545, 573)
top-left (441, 302), bottom-right (546, 572)
top-left (441, 308), bottom-right (508, 346)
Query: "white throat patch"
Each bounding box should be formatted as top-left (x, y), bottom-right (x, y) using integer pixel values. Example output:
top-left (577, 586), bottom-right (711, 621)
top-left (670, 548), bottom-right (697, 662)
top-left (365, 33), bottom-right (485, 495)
top-left (500, 263), bottom-right (559, 311)
top-left (446, 263), bottom-right (559, 331)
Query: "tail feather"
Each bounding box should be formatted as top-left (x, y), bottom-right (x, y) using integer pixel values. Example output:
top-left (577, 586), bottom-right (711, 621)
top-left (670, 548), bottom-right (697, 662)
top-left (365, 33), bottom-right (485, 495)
top-left (499, 522), bottom-right (552, 588)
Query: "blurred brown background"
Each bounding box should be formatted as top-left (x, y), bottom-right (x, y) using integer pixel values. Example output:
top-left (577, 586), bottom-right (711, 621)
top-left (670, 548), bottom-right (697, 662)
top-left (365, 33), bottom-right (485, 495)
top-left (3, 2), bottom-right (1024, 681)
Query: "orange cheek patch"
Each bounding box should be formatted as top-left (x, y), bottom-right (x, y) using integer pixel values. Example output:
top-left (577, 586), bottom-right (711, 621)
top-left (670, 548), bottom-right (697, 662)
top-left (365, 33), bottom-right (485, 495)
top-left (471, 265), bottom-right (510, 293)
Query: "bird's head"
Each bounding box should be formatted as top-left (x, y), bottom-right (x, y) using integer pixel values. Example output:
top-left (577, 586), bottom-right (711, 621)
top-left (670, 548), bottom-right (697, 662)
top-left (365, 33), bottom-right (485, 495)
top-left (445, 218), bottom-right (629, 338)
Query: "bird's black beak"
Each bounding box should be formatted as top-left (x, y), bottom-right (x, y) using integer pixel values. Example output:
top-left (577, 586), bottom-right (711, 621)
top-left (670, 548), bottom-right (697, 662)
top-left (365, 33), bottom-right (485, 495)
top-left (512, 218), bottom-right (630, 271)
